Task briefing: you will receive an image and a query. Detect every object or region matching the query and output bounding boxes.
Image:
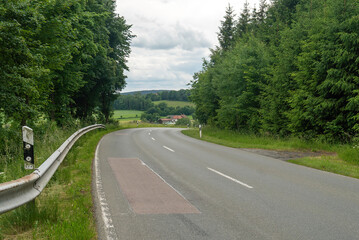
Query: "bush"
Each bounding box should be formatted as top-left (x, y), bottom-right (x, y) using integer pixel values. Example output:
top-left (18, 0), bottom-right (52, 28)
top-left (175, 118), bottom-right (191, 126)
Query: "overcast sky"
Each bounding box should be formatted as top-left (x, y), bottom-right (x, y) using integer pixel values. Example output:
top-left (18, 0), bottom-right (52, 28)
top-left (115, 0), bottom-right (261, 93)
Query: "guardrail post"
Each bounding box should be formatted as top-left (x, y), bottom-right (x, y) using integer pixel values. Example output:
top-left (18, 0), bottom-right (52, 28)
top-left (22, 126), bottom-right (34, 170)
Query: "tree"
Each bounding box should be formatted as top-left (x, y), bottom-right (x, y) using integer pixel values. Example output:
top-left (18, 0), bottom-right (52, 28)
top-left (190, 59), bottom-right (220, 124)
top-left (289, 0), bottom-right (359, 140)
top-left (190, 0), bottom-right (359, 142)
top-left (0, 0), bottom-right (49, 125)
top-left (236, 1), bottom-right (251, 38)
top-left (176, 117), bottom-right (191, 126)
top-left (0, 0), bottom-right (133, 126)
top-left (213, 36), bottom-right (269, 131)
top-left (217, 4), bottom-right (236, 51)
top-left (73, 0), bottom-right (133, 122)
top-left (37, 0), bottom-right (89, 124)
top-left (257, 0), bottom-right (268, 24)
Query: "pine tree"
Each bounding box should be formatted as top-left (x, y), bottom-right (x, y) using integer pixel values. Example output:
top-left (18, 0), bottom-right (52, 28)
top-left (217, 4), bottom-right (236, 51)
top-left (257, 0), bottom-right (268, 23)
top-left (236, 1), bottom-right (251, 38)
top-left (289, 0), bottom-right (359, 140)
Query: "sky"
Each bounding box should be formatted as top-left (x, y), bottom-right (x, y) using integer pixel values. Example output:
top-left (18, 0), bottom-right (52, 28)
top-left (115, 0), bottom-right (261, 93)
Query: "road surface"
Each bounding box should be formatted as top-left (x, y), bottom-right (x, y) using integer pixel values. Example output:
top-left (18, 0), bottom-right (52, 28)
top-left (93, 128), bottom-right (359, 240)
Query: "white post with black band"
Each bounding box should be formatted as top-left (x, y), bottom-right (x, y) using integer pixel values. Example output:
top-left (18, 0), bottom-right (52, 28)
top-left (22, 126), bottom-right (34, 170)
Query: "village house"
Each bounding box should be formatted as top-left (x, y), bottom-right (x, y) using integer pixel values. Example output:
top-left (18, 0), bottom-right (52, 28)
top-left (159, 118), bottom-right (174, 125)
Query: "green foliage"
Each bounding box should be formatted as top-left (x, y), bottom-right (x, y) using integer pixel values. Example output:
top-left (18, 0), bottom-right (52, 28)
top-left (175, 117), bottom-right (191, 126)
top-left (190, 59), bottom-right (220, 125)
top-left (0, 0), bottom-right (50, 125)
top-left (0, 120), bottom-right (80, 184)
top-left (0, 197), bottom-right (59, 239)
top-left (154, 100), bottom-right (195, 108)
top-left (156, 89), bottom-right (191, 101)
top-left (140, 101), bottom-right (194, 123)
top-left (141, 112), bottom-right (160, 123)
top-left (236, 1), bottom-right (250, 38)
top-left (218, 4), bottom-right (236, 51)
top-left (288, 0), bottom-right (359, 141)
top-left (190, 0), bottom-right (359, 142)
top-left (0, 0), bottom-right (133, 127)
top-left (214, 36), bottom-right (269, 132)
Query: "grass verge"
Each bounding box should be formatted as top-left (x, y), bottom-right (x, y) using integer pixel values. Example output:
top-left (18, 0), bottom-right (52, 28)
top-left (0, 122), bottom-right (79, 184)
top-left (289, 156), bottom-right (359, 179)
top-left (182, 127), bottom-right (359, 179)
top-left (0, 125), bottom-right (120, 239)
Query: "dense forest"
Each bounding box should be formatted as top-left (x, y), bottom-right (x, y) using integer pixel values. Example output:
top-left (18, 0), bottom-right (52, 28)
top-left (0, 0), bottom-right (133, 126)
top-left (190, 0), bottom-right (359, 142)
top-left (146, 89), bottom-right (190, 102)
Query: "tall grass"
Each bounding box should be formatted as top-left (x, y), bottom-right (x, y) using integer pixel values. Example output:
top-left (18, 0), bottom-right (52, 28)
top-left (0, 124), bottom-right (118, 239)
top-left (337, 146), bottom-right (359, 165)
top-left (0, 121), bottom-right (81, 184)
top-left (0, 195), bottom-right (59, 239)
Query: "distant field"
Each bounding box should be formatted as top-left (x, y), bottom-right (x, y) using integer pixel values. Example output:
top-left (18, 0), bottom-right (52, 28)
top-left (153, 100), bottom-right (195, 108)
top-left (113, 110), bottom-right (144, 121)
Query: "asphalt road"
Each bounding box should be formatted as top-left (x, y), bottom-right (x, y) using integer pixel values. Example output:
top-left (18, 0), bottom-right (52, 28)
top-left (93, 128), bottom-right (359, 240)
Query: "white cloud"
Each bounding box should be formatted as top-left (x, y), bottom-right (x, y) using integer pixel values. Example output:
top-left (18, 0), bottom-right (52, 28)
top-left (116, 0), bottom-right (261, 92)
top-left (132, 22), bottom-right (211, 51)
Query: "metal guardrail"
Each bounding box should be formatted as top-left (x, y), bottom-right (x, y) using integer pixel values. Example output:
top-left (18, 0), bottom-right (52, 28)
top-left (0, 124), bottom-right (105, 214)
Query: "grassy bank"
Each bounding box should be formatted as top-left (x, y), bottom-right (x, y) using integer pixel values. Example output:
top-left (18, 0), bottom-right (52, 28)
top-left (182, 127), bottom-right (359, 179)
top-left (0, 122), bottom-right (81, 184)
top-left (0, 125), bottom-right (121, 239)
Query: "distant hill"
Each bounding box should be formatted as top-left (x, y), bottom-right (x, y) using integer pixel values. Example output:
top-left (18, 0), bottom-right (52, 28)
top-left (121, 90), bottom-right (170, 95)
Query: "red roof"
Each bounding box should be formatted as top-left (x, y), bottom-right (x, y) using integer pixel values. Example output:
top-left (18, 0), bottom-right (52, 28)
top-left (172, 114), bottom-right (187, 119)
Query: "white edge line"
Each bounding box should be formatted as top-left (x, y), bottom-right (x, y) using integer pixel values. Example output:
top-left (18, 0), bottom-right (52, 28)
top-left (163, 145), bottom-right (175, 152)
top-left (207, 167), bottom-right (253, 189)
top-left (95, 139), bottom-right (118, 240)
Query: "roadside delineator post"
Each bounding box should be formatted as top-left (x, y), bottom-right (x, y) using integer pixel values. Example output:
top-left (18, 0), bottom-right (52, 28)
top-left (22, 126), bottom-right (34, 170)
top-left (22, 126), bottom-right (37, 209)
top-left (199, 124), bottom-right (202, 138)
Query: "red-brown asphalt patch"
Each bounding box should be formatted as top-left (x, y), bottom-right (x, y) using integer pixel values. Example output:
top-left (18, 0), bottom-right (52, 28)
top-left (108, 158), bottom-right (200, 214)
